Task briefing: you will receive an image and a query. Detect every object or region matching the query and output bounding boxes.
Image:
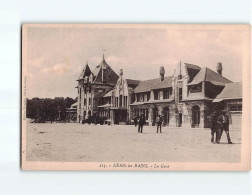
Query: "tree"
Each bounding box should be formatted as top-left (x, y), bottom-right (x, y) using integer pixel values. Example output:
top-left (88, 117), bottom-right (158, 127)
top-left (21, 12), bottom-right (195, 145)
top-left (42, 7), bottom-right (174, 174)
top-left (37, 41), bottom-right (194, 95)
top-left (26, 97), bottom-right (76, 123)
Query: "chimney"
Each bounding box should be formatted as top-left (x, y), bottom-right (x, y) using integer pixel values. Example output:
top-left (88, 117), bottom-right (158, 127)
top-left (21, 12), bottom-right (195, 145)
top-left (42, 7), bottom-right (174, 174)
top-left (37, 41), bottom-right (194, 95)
top-left (217, 62), bottom-right (222, 75)
top-left (160, 66), bottom-right (165, 81)
top-left (178, 61), bottom-right (182, 80)
top-left (119, 69), bottom-right (123, 76)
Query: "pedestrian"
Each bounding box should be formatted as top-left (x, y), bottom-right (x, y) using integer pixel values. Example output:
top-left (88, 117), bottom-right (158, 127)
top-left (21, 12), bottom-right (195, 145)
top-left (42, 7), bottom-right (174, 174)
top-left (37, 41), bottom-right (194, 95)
top-left (210, 111), bottom-right (219, 143)
top-left (134, 116), bottom-right (138, 127)
top-left (156, 115), bottom-right (162, 133)
top-left (138, 113), bottom-right (146, 133)
top-left (217, 110), bottom-right (232, 144)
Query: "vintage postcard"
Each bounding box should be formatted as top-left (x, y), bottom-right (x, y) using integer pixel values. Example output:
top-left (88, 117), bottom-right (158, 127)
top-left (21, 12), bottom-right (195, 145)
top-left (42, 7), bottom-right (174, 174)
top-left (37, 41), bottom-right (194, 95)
top-left (22, 24), bottom-right (251, 171)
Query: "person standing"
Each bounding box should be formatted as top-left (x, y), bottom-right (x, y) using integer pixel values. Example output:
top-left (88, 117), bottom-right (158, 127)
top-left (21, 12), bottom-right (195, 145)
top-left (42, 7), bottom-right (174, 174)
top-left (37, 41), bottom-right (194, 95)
top-left (210, 111), bottom-right (219, 143)
top-left (138, 113), bottom-right (146, 133)
top-left (156, 115), bottom-right (162, 133)
top-left (217, 110), bottom-right (232, 144)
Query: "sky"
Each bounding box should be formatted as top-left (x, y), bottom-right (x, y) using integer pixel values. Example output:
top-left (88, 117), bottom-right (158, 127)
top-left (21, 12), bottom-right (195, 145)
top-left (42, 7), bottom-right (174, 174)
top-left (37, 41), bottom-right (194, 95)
top-left (26, 25), bottom-right (248, 99)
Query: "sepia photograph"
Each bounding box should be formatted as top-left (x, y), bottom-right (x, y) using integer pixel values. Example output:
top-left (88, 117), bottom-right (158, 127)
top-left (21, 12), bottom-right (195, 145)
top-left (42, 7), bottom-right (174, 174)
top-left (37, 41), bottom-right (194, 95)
top-left (21, 24), bottom-right (251, 170)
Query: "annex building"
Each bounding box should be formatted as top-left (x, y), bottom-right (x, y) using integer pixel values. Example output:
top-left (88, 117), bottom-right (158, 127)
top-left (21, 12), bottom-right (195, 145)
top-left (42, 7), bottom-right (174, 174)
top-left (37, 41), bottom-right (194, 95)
top-left (76, 56), bottom-right (242, 129)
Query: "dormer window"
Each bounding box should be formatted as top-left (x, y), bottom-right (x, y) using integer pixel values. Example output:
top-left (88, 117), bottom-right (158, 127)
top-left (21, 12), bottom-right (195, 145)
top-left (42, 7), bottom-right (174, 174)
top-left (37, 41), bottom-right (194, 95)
top-left (136, 94), bottom-right (140, 102)
top-left (163, 89), bottom-right (169, 99)
top-left (147, 92), bottom-right (150, 101)
top-left (154, 90), bottom-right (159, 100)
top-left (190, 83), bottom-right (202, 93)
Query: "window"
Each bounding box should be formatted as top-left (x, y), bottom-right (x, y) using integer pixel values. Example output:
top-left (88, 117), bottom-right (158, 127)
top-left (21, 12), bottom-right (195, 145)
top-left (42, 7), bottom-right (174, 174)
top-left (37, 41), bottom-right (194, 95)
top-left (136, 94), bottom-right (140, 102)
top-left (79, 88), bottom-right (81, 99)
top-left (230, 105), bottom-right (242, 111)
top-left (190, 84), bottom-right (202, 93)
top-left (84, 98), bottom-right (87, 106)
top-left (89, 98), bottom-right (91, 105)
top-left (115, 97), bottom-right (119, 107)
top-left (89, 86), bottom-right (91, 93)
top-left (147, 92), bottom-right (150, 101)
top-left (131, 94), bottom-right (135, 103)
top-left (124, 96), bottom-right (127, 107)
top-left (84, 86), bottom-right (87, 94)
top-left (163, 89), bottom-right (169, 99)
top-left (119, 95), bottom-right (122, 107)
top-left (154, 90), bottom-right (159, 100)
top-left (178, 88), bottom-right (182, 102)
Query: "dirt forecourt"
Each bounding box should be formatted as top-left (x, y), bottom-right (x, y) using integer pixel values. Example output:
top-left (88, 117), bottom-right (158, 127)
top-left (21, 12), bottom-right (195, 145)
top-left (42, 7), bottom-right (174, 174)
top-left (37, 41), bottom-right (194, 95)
top-left (25, 121), bottom-right (241, 162)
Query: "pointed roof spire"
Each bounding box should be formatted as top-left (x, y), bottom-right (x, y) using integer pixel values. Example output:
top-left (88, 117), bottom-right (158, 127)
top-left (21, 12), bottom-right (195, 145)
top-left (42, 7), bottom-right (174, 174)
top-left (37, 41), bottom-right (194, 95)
top-left (77, 62), bottom-right (91, 81)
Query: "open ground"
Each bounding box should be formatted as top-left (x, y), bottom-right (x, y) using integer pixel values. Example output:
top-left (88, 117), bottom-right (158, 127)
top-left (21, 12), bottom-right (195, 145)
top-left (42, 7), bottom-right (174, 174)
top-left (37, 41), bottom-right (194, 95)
top-left (25, 121), bottom-right (241, 162)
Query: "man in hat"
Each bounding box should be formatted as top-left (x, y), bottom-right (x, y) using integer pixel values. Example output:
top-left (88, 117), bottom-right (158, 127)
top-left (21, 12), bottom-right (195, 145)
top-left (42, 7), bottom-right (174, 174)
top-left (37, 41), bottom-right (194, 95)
top-left (138, 113), bottom-right (146, 133)
top-left (217, 110), bottom-right (232, 144)
top-left (156, 115), bottom-right (162, 133)
top-left (210, 111), bottom-right (219, 143)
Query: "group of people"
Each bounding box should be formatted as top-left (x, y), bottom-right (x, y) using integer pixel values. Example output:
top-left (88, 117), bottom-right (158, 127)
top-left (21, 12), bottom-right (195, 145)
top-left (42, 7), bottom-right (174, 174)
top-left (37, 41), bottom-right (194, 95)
top-left (133, 110), bottom-right (233, 144)
top-left (134, 114), bottom-right (163, 134)
top-left (210, 110), bottom-right (232, 144)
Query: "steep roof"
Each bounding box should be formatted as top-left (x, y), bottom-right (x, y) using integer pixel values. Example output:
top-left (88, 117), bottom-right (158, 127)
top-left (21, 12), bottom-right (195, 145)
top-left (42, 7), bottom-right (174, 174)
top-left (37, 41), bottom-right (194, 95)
top-left (77, 64), bottom-right (91, 80)
top-left (91, 58), bottom-right (119, 85)
top-left (185, 63), bottom-right (201, 83)
top-left (185, 63), bottom-right (201, 71)
top-left (126, 79), bottom-right (141, 88)
top-left (134, 78), bottom-right (162, 93)
top-left (103, 89), bottom-right (113, 97)
top-left (188, 67), bottom-right (232, 86)
top-left (134, 76), bottom-right (174, 93)
top-left (152, 76), bottom-right (173, 90)
top-left (213, 82), bottom-right (242, 102)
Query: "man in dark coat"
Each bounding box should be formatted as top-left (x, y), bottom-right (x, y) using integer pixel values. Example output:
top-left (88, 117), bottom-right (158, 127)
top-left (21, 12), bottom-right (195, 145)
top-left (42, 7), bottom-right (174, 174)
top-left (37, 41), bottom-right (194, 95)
top-left (138, 114), bottom-right (146, 133)
top-left (210, 111), bottom-right (219, 143)
top-left (217, 110), bottom-right (232, 144)
top-left (156, 115), bottom-right (162, 133)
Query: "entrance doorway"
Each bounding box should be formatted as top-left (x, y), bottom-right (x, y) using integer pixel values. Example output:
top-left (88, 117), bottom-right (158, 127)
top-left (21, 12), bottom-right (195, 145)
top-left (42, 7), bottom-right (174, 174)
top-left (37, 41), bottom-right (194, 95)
top-left (114, 110), bottom-right (127, 124)
top-left (163, 107), bottom-right (169, 126)
top-left (153, 107), bottom-right (158, 125)
top-left (192, 105), bottom-right (200, 127)
top-left (178, 113), bottom-right (182, 127)
top-left (83, 111), bottom-right (86, 120)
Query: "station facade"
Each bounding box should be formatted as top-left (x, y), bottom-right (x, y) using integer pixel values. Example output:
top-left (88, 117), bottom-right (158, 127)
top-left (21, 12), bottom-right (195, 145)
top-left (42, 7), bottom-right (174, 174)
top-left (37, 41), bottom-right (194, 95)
top-left (76, 56), bottom-right (242, 129)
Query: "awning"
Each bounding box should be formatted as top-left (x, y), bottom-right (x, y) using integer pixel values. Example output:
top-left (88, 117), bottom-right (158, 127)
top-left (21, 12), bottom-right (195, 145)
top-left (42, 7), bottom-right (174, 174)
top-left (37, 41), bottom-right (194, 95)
top-left (145, 99), bottom-right (173, 104)
top-left (130, 102), bottom-right (144, 106)
top-left (212, 99), bottom-right (223, 103)
top-left (212, 97), bottom-right (242, 103)
top-left (110, 107), bottom-right (127, 110)
top-left (97, 103), bottom-right (111, 108)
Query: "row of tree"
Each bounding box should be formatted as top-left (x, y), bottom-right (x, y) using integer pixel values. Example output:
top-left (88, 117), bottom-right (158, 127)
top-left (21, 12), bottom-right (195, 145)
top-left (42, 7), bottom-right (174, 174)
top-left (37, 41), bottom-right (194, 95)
top-left (26, 97), bottom-right (76, 123)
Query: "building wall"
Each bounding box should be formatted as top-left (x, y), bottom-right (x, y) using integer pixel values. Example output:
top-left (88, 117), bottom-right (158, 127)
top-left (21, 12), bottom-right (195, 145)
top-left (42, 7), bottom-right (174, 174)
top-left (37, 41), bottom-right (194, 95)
top-left (224, 99), bottom-right (242, 130)
top-left (77, 83), bottom-right (113, 122)
top-left (77, 62), bottom-right (242, 128)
